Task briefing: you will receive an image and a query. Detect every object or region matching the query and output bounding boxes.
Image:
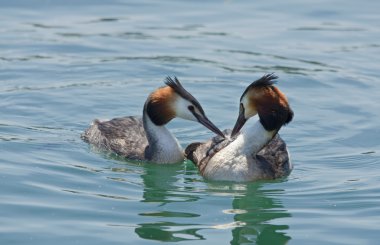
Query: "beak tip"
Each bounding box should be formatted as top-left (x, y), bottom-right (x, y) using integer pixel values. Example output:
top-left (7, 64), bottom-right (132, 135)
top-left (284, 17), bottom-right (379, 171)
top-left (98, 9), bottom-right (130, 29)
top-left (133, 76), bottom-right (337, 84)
top-left (213, 128), bottom-right (225, 139)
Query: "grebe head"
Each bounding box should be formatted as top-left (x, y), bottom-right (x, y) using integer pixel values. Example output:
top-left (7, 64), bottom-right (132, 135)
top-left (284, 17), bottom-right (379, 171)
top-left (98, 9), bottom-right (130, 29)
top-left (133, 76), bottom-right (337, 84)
top-left (146, 76), bottom-right (225, 138)
top-left (231, 74), bottom-right (293, 137)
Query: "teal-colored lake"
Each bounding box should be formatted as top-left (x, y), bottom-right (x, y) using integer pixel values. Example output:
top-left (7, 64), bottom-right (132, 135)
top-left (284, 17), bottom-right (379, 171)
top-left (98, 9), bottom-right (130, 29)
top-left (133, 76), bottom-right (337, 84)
top-left (1, 0), bottom-right (380, 244)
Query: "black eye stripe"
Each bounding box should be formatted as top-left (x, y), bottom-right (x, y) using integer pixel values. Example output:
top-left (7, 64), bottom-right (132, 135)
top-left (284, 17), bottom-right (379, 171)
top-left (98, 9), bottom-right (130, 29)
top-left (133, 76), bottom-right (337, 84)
top-left (190, 99), bottom-right (204, 114)
top-left (164, 77), bottom-right (205, 115)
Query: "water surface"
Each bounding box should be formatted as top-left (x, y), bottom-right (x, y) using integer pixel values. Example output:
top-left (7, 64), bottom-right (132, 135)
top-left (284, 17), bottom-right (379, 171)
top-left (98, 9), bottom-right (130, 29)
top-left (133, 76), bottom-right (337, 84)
top-left (1, 0), bottom-right (380, 244)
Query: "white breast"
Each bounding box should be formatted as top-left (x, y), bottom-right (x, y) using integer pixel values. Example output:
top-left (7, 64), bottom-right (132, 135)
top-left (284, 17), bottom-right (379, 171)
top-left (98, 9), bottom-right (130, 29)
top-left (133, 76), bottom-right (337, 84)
top-left (202, 121), bottom-right (274, 181)
top-left (144, 113), bottom-right (184, 163)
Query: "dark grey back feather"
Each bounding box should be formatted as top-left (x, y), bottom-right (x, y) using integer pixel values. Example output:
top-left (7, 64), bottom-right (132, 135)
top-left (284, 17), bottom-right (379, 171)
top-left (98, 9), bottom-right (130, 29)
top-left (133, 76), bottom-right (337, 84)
top-left (81, 116), bottom-right (148, 160)
top-left (256, 134), bottom-right (291, 178)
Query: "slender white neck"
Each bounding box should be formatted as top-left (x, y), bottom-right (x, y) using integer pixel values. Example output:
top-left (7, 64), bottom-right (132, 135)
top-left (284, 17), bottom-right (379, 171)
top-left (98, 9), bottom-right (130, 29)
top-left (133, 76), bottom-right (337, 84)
top-left (228, 120), bottom-right (275, 155)
top-left (142, 112), bottom-right (183, 163)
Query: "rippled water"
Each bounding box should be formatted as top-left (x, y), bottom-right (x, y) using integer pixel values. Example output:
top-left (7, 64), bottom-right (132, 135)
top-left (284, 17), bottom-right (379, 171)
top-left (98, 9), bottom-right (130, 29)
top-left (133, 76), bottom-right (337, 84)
top-left (1, 0), bottom-right (380, 244)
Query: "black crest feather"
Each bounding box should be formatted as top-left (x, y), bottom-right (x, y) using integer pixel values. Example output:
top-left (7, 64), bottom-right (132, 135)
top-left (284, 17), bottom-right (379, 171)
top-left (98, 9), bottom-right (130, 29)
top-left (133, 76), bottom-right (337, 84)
top-left (240, 73), bottom-right (278, 101)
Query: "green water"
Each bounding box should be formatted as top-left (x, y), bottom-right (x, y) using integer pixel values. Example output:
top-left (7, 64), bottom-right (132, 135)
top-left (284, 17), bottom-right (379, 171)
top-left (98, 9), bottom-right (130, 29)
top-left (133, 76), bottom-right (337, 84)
top-left (1, 0), bottom-right (380, 244)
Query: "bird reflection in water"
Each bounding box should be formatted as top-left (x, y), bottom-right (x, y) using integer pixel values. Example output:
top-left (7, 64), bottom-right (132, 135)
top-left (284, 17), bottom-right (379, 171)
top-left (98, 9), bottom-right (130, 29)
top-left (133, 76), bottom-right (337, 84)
top-left (221, 182), bottom-right (291, 245)
top-left (135, 163), bottom-right (205, 242)
top-left (110, 161), bottom-right (291, 244)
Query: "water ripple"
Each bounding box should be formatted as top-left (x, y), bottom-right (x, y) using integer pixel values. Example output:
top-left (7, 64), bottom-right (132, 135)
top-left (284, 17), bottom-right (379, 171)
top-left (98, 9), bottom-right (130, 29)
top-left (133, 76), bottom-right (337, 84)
top-left (1, 0), bottom-right (380, 244)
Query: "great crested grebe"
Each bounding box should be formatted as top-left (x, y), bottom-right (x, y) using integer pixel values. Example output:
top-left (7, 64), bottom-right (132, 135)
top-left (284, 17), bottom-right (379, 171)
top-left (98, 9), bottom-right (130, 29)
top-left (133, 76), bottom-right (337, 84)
top-left (82, 77), bottom-right (224, 164)
top-left (185, 74), bottom-right (294, 181)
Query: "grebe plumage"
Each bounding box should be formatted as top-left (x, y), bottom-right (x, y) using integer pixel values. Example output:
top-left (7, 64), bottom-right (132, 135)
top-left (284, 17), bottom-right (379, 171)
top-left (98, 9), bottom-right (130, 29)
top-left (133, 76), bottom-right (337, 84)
top-left (185, 74), bottom-right (294, 181)
top-left (82, 77), bottom-right (224, 164)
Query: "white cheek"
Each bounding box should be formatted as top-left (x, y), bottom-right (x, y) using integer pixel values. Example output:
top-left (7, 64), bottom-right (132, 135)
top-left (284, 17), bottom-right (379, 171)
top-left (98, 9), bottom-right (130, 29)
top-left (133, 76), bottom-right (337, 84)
top-left (242, 95), bottom-right (256, 118)
top-left (245, 107), bottom-right (257, 118)
top-left (175, 98), bottom-right (197, 121)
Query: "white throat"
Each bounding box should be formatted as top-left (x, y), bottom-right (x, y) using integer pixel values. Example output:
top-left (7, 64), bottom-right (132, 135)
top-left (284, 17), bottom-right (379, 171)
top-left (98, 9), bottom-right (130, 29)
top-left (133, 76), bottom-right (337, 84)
top-left (220, 121), bottom-right (274, 160)
top-left (203, 119), bottom-right (274, 181)
top-left (202, 120), bottom-right (275, 181)
top-left (226, 120), bottom-right (274, 156)
top-left (142, 112), bottom-right (184, 163)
